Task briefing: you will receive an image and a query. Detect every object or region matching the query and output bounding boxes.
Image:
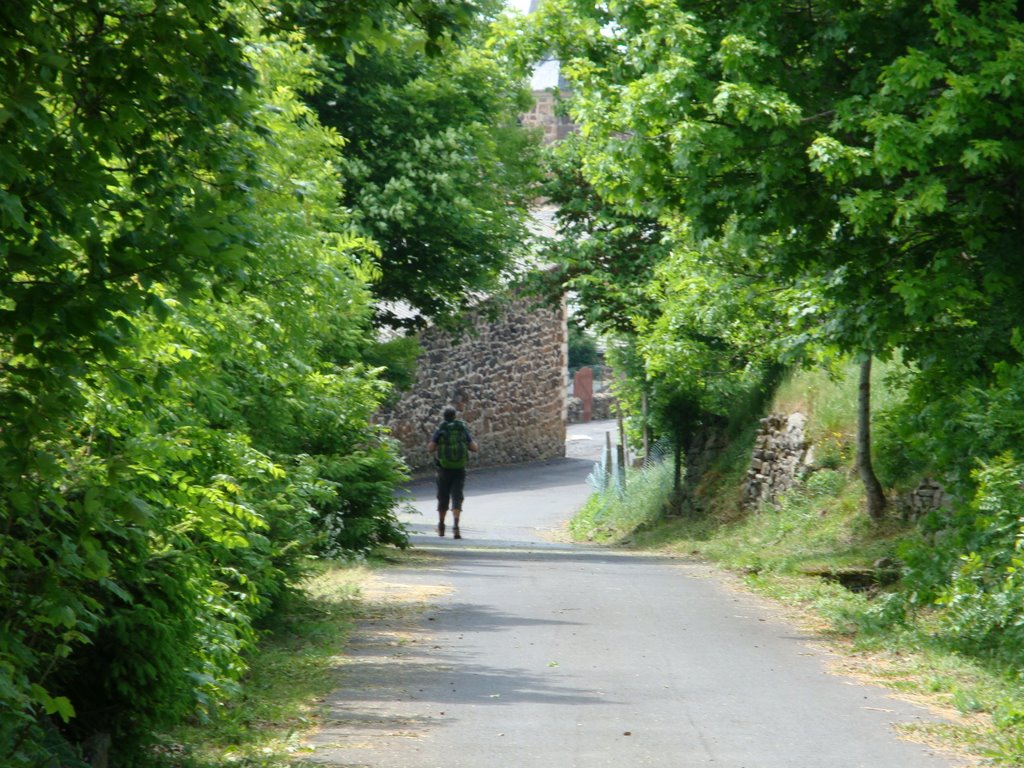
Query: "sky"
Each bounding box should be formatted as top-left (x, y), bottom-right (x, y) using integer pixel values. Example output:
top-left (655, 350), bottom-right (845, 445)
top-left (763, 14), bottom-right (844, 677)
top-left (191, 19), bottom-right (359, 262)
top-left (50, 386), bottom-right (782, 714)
top-left (504, 0), bottom-right (560, 90)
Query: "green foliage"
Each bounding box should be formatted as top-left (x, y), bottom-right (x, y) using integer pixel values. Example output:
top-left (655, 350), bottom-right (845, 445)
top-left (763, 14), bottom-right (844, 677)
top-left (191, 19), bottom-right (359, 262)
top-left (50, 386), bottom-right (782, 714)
top-left (519, 0), bottom-right (1024, 509)
top-left (0, 7), bottom-right (409, 764)
top-left (310, 7), bottom-right (541, 330)
top-left (356, 336), bottom-right (424, 397)
top-left (567, 317), bottom-right (602, 371)
top-left (156, 562), bottom-right (365, 767)
top-left (2, 1), bottom-right (262, 760)
top-left (526, 0), bottom-right (1024, 370)
top-left (904, 455), bottom-right (1024, 666)
top-left (874, 349), bottom-right (1024, 681)
top-left (633, 244), bottom-right (792, 430)
top-left (535, 133), bottom-right (670, 335)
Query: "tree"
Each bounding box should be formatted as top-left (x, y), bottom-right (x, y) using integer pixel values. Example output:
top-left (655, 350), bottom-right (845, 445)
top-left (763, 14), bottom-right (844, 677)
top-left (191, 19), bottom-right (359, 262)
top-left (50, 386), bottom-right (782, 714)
top-left (0, 5), bottom-right (407, 762)
top-left (857, 357), bottom-right (887, 519)
top-left (536, 133), bottom-right (669, 335)
top-left (523, 0), bottom-right (1024, 515)
top-left (309, 1), bottom-right (542, 329)
top-left (2, 2), bottom-right (263, 759)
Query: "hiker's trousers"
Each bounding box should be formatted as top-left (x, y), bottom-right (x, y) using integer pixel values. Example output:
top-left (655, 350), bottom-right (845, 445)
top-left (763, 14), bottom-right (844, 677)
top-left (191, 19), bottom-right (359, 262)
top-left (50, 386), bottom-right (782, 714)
top-left (436, 467), bottom-right (467, 512)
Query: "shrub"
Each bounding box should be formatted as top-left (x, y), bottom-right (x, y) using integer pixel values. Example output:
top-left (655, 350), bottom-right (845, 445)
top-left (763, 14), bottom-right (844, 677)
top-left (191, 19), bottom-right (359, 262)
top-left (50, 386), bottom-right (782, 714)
top-left (934, 455), bottom-right (1024, 666)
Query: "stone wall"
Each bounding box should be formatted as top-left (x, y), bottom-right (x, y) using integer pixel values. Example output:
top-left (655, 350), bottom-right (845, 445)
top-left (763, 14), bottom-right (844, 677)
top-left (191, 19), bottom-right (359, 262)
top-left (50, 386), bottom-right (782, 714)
top-left (378, 293), bottom-right (567, 473)
top-left (679, 425), bottom-right (730, 515)
top-left (567, 390), bottom-right (618, 423)
top-left (520, 89), bottom-right (575, 146)
top-left (896, 477), bottom-right (950, 520)
top-left (741, 413), bottom-right (813, 509)
top-left (740, 413), bottom-right (953, 516)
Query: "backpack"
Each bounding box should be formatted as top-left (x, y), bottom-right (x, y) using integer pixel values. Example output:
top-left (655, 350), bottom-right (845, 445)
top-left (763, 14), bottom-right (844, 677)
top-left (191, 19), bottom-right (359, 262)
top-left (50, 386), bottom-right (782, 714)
top-left (436, 420), bottom-right (469, 469)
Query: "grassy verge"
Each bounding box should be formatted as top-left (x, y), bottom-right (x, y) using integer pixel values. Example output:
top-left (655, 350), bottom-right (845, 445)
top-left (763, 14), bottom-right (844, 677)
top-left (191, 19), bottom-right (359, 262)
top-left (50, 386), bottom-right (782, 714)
top-left (570, 364), bottom-right (1024, 766)
top-left (568, 459), bottom-right (675, 543)
top-left (154, 554), bottom-right (412, 768)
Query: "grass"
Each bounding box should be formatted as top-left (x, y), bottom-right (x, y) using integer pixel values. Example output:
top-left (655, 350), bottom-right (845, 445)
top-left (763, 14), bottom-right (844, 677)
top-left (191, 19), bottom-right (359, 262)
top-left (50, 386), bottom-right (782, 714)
top-left (156, 547), bottom-right (447, 767)
top-left (568, 458), bottom-right (675, 543)
top-left (569, 359), bottom-right (1024, 766)
top-left (154, 559), bottom-right (380, 768)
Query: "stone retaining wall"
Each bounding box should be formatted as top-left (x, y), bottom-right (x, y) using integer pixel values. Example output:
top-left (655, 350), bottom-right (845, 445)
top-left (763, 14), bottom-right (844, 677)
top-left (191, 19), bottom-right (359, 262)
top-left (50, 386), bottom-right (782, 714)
top-left (741, 413), bottom-right (812, 509)
top-left (741, 413), bottom-right (951, 517)
top-left (378, 293), bottom-right (567, 473)
top-left (680, 425), bottom-right (730, 515)
top-left (896, 477), bottom-right (950, 519)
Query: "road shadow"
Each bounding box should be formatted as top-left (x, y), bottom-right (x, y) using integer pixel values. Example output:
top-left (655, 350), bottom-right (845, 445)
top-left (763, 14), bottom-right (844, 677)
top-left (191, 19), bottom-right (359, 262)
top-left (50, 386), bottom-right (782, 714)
top-left (306, 588), bottom-right (622, 761)
top-left (400, 541), bottom-right (684, 568)
top-left (400, 456), bottom-right (598, 499)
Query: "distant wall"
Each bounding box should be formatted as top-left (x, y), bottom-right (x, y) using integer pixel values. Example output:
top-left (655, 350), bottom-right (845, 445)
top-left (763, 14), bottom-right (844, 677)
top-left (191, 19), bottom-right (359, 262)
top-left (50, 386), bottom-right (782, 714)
top-left (520, 88), bottom-right (575, 146)
top-left (379, 293), bottom-right (568, 473)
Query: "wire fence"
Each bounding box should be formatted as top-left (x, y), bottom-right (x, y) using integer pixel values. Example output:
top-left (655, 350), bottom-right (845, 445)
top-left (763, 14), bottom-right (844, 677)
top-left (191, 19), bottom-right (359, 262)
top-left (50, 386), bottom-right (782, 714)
top-left (586, 435), bottom-right (673, 496)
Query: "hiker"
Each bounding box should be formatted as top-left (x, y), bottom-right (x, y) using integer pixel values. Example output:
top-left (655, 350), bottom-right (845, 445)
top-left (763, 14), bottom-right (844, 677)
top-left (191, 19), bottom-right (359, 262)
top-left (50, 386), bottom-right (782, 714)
top-left (427, 405), bottom-right (479, 539)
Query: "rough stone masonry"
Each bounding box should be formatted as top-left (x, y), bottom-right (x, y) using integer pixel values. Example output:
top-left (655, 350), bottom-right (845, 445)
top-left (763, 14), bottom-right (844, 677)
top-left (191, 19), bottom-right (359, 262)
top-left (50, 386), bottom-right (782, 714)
top-left (742, 413), bottom-right (813, 509)
top-left (378, 292), bottom-right (568, 474)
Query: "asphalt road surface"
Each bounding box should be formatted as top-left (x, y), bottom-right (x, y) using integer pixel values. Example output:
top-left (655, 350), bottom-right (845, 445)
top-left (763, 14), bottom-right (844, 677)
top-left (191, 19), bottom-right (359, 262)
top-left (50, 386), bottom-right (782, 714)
top-left (306, 421), bottom-right (964, 767)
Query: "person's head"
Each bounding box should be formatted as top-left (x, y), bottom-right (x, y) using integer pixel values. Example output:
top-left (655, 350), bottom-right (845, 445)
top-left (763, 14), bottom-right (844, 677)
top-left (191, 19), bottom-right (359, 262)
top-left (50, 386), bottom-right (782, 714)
top-left (443, 405), bottom-right (457, 422)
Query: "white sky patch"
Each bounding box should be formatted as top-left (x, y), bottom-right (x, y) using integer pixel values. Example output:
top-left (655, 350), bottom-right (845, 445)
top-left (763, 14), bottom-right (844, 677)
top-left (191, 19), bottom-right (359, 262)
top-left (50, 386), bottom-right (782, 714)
top-left (504, 0), bottom-right (562, 90)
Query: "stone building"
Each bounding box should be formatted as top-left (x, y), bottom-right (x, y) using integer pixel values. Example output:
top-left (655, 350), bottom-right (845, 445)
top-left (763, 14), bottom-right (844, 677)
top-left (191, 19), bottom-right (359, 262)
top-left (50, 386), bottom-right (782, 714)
top-left (378, 48), bottom-right (574, 474)
top-left (519, 87), bottom-right (574, 145)
top-left (378, 292), bottom-right (568, 474)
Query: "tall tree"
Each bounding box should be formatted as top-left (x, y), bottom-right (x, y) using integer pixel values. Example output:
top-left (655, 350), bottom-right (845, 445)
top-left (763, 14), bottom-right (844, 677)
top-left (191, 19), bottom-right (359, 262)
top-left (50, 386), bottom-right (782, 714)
top-left (536, 133), bottom-right (669, 335)
top-left (521, 0), bottom-right (1024, 513)
top-left (0, 4), bottom-right (408, 761)
top-left (2, 4), bottom-right (262, 756)
top-left (310, 2), bottom-right (542, 329)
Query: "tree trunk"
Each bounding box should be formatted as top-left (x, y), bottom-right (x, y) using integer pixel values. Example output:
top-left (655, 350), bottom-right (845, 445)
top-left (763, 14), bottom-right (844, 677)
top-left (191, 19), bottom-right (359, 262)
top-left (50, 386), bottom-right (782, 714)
top-left (857, 356), bottom-right (887, 520)
top-left (669, 438), bottom-right (683, 514)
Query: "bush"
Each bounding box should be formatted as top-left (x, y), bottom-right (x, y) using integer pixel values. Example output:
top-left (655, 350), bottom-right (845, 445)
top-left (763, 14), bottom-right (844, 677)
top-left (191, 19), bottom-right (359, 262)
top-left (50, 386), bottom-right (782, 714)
top-left (0, 22), bottom-right (410, 765)
top-left (933, 455), bottom-right (1024, 666)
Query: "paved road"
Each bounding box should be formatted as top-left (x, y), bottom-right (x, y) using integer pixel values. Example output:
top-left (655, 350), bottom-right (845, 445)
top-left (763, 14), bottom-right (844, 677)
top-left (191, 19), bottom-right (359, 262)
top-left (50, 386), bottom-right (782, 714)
top-left (307, 421), bottom-right (964, 767)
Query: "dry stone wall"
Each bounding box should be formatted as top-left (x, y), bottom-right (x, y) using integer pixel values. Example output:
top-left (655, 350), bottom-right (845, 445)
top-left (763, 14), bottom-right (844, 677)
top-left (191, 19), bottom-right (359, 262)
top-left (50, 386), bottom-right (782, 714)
top-left (379, 293), bottom-right (567, 473)
top-left (896, 477), bottom-right (950, 519)
top-left (680, 425), bottom-right (730, 515)
top-left (741, 413), bottom-right (954, 517)
top-left (742, 413), bottom-right (813, 509)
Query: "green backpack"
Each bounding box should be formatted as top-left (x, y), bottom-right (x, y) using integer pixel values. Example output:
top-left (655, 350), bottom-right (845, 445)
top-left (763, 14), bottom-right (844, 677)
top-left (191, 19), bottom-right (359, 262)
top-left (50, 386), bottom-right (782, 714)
top-left (436, 420), bottom-right (469, 469)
